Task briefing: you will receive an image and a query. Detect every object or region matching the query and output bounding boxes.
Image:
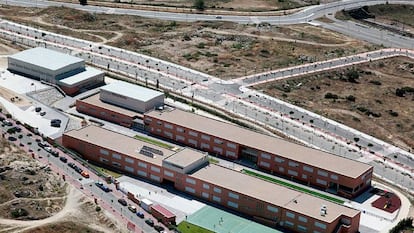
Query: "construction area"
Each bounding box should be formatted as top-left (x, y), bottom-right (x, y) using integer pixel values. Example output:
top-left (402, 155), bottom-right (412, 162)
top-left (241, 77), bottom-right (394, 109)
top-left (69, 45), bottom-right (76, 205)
top-left (0, 5), bottom-right (376, 79)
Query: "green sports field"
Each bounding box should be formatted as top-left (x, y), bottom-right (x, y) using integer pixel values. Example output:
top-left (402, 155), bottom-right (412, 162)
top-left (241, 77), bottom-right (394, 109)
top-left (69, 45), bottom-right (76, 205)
top-left (187, 206), bottom-right (282, 233)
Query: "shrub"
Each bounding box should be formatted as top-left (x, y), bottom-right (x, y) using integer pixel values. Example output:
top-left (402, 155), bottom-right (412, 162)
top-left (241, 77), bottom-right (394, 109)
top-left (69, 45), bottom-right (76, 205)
top-left (95, 206), bottom-right (101, 212)
top-left (396, 88), bottom-right (405, 97)
top-left (346, 95), bottom-right (356, 102)
top-left (345, 68), bottom-right (360, 83)
top-left (324, 92), bottom-right (339, 99)
top-left (369, 80), bottom-right (382, 85)
top-left (388, 110), bottom-right (399, 117)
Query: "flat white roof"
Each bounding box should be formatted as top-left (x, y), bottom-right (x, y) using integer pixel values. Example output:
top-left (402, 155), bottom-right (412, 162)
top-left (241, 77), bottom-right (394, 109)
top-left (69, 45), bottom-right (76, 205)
top-left (9, 47), bottom-right (83, 71)
top-left (100, 81), bottom-right (164, 102)
top-left (59, 67), bottom-right (103, 86)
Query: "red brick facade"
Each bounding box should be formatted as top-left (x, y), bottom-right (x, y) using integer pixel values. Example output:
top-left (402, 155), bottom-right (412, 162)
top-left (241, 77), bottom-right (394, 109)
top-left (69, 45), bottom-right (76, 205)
top-left (143, 114), bottom-right (373, 198)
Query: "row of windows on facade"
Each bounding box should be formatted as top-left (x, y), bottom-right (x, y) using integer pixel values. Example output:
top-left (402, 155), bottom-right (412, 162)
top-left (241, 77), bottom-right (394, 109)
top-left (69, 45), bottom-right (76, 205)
top-left (153, 128), bottom-right (238, 157)
top-left (261, 155), bottom-right (339, 181)
top-left (153, 123), bottom-right (237, 149)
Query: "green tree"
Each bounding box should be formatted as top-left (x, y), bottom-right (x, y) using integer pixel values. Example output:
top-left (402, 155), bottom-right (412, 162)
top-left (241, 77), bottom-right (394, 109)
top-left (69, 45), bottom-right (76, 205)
top-left (194, 0), bottom-right (205, 10)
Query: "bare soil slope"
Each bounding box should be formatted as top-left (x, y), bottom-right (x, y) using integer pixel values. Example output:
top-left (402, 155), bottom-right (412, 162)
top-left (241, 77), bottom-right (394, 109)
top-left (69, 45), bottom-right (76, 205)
top-left (254, 57), bottom-right (414, 150)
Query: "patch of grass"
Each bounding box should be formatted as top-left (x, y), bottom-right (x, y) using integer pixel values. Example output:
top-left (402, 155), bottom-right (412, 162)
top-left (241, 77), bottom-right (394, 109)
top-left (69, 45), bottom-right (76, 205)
top-left (208, 157), bottom-right (219, 164)
top-left (242, 169), bottom-right (345, 204)
top-left (89, 164), bottom-right (122, 178)
top-left (177, 221), bottom-right (214, 233)
top-left (134, 135), bottom-right (174, 149)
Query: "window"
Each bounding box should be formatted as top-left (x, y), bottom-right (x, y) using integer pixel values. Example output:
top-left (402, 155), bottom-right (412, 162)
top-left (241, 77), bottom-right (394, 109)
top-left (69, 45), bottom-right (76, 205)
top-left (285, 221), bottom-right (294, 227)
top-left (137, 170), bottom-right (147, 177)
top-left (189, 131), bottom-right (198, 137)
top-left (201, 134), bottom-right (210, 141)
top-left (151, 166), bottom-right (160, 173)
top-left (202, 192), bottom-right (209, 198)
top-left (278, 167), bottom-right (285, 172)
top-left (227, 142), bottom-right (237, 149)
top-left (164, 123), bottom-right (173, 129)
top-left (288, 161), bottom-right (299, 167)
top-left (298, 225), bottom-right (307, 232)
top-left (259, 161), bottom-right (270, 168)
top-left (112, 161), bottom-right (121, 167)
top-left (176, 135), bottom-right (185, 141)
top-left (275, 157), bottom-right (285, 163)
top-left (228, 192), bottom-right (239, 200)
top-left (226, 151), bottom-right (236, 157)
top-left (188, 138), bottom-right (198, 146)
top-left (156, 121), bottom-right (162, 125)
top-left (227, 201), bottom-right (238, 209)
top-left (267, 205), bottom-right (279, 213)
top-left (99, 157), bottom-right (108, 163)
top-left (298, 216), bottom-right (307, 223)
top-left (330, 174), bottom-right (338, 180)
top-left (212, 196), bottom-right (221, 203)
top-left (302, 174), bottom-right (307, 179)
top-left (317, 170), bottom-right (328, 177)
top-left (261, 153), bottom-right (271, 159)
top-left (112, 153), bottom-right (121, 160)
top-left (164, 170), bottom-right (174, 177)
top-left (317, 179), bottom-right (327, 185)
top-left (100, 149), bottom-right (109, 156)
top-left (203, 183), bottom-right (210, 189)
top-left (213, 187), bottom-right (221, 193)
top-left (156, 129), bottom-right (162, 133)
top-left (125, 166), bottom-right (134, 173)
top-left (201, 143), bottom-right (210, 149)
top-left (164, 131), bottom-right (173, 138)
top-left (150, 174), bottom-right (160, 182)
top-left (125, 157), bottom-right (134, 164)
top-left (213, 147), bottom-right (223, 154)
top-left (288, 170), bottom-right (298, 177)
top-left (176, 127), bottom-right (184, 133)
top-left (138, 162), bottom-right (147, 168)
top-left (214, 138), bottom-right (223, 144)
top-left (186, 178), bottom-right (196, 185)
top-left (303, 165), bottom-right (314, 173)
top-left (286, 211), bottom-right (295, 219)
top-left (185, 186), bottom-right (195, 193)
top-left (315, 222), bottom-right (327, 230)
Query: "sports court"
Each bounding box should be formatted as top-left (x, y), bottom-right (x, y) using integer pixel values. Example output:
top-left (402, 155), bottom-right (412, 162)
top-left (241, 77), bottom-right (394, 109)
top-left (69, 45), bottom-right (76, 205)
top-left (187, 206), bottom-right (282, 233)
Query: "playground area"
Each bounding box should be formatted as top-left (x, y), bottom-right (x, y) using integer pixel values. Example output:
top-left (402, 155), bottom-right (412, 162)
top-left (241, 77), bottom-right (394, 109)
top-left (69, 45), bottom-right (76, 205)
top-left (187, 206), bottom-right (281, 233)
top-left (371, 191), bottom-right (402, 214)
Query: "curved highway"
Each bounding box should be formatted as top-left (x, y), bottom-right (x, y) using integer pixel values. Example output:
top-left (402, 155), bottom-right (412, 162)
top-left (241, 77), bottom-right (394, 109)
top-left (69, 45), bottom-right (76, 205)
top-left (1, 0), bottom-right (414, 25)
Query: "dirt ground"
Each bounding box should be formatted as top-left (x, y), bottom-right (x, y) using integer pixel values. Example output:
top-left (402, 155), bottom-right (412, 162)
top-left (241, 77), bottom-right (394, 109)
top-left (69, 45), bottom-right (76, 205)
top-left (59, 0), bottom-right (330, 11)
top-left (0, 138), bottom-right (128, 233)
top-left (0, 6), bottom-right (376, 79)
top-left (254, 57), bottom-right (414, 151)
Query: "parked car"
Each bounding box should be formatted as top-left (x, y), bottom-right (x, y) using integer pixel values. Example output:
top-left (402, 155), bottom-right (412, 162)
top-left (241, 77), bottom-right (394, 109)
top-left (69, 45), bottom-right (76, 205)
top-left (7, 136), bottom-right (16, 141)
top-left (35, 107), bottom-right (41, 112)
top-left (118, 198), bottom-right (127, 206)
top-left (50, 150), bottom-right (59, 157)
top-left (40, 112), bottom-right (46, 116)
top-left (68, 162), bottom-right (76, 168)
top-left (95, 182), bottom-right (112, 192)
top-left (128, 205), bottom-right (137, 213)
top-left (145, 219), bottom-right (154, 227)
top-left (59, 156), bottom-right (67, 163)
top-left (154, 225), bottom-right (165, 232)
top-left (136, 211), bottom-right (144, 218)
top-left (81, 171), bottom-right (90, 178)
